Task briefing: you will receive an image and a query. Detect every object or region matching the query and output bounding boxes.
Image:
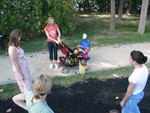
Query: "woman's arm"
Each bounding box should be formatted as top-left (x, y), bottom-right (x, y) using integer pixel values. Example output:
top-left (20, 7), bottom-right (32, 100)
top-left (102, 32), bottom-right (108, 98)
top-left (44, 30), bottom-right (57, 42)
top-left (57, 26), bottom-right (61, 42)
top-left (12, 93), bottom-right (27, 110)
top-left (9, 47), bottom-right (24, 79)
top-left (120, 82), bottom-right (135, 107)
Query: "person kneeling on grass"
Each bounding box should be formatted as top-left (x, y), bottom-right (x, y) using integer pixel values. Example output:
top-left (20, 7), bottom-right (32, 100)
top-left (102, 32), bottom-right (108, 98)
top-left (12, 74), bottom-right (54, 113)
top-left (76, 59), bottom-right (88, 75)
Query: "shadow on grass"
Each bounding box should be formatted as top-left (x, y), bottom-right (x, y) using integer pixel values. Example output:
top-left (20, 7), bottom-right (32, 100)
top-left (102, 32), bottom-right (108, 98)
top-left (0, 77), bottom-right (150, 113)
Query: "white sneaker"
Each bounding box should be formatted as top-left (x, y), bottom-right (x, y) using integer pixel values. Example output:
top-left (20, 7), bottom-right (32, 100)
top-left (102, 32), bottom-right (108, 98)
top-left (54, 64), bottom-right (59, 69)
top-left (50, 64), bottom-right (53, 69)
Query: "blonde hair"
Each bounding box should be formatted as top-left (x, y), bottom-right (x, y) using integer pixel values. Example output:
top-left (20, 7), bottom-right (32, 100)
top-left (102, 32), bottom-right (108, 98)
top-left (8, 29), bottom-right (22, 47)
top-left (81, 59), bottom-right (86, 66)
top-left (109, 109), bottom-right (119, 113)
top-left (47, 17), bottom-right (55, 25)
top-left (34, 74), bottom-right (52, 99)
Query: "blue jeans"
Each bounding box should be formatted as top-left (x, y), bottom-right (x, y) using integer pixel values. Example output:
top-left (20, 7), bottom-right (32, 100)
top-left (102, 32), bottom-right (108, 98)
top-left (47, 42), bottom-right (58, 60)
top-left (122, 91), bottom-right (144, 113)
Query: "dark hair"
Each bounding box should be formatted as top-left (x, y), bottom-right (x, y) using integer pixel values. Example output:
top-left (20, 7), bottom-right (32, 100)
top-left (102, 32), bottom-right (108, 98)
top-left (8, 29), bottom-right (22, 47)
top-left (130, 50), bottom-right (147, 64)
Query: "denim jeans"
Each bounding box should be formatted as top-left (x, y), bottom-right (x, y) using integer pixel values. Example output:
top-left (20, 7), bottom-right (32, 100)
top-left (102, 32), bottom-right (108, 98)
top-left (47, 42), bottom-right (58, 60)
top-left (122, 91), bottom-right (144, 113)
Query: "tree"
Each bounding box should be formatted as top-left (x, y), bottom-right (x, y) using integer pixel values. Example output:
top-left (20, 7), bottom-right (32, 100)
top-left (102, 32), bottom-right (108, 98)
top-left (127, 0), bottom-right (132, 15)
top-left (118, 0), bottom-right (124, 20)
top-left (110, 0), bottom-right (116, 30)
top-left (138, 0), bottom-right (149, 34)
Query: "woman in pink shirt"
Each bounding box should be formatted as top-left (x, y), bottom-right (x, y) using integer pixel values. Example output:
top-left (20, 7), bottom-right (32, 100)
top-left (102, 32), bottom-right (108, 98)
top-left (44, 17), bottom-right (61, 69)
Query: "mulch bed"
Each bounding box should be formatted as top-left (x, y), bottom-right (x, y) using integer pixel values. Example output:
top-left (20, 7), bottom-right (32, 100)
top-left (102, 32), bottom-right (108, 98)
top-left (0, 77), bottom-right (150, 113)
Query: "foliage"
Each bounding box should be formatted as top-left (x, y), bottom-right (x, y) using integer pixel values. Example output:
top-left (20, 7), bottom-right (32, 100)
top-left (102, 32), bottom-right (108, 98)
top-left (47, 0), bottom-right (76, 34)
top-left (74, 0), bottom-right (99, 12)
top-left (0, 0), bottom-right (75, 40)
top-left (75, 0), bottom-right (146, 14)
top-left (1, 14), bottom-right (150, 55)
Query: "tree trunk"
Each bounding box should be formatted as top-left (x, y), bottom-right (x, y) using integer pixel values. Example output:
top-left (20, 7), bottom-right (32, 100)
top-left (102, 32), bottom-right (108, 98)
top-left (110, 0), bottom-right (116, 30)
top-left (127, 0), bottom-right (132, 15)
top-left (118, 0), bottom-right (124, 20)
top-left (138, 0), bottom-right (149, 34)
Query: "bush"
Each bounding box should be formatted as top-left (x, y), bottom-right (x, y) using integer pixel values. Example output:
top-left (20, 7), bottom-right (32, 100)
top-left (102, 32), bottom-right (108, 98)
top-left (0, 0), bottom-right (76, 40)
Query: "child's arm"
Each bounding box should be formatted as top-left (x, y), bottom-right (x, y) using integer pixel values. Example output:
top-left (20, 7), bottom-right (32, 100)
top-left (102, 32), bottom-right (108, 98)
top-left (77, 45), bottom-right (85, 49)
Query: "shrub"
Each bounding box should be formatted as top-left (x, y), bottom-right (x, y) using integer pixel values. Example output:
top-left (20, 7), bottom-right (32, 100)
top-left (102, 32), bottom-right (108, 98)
top-left (0, 0), bottom-right (75, 40)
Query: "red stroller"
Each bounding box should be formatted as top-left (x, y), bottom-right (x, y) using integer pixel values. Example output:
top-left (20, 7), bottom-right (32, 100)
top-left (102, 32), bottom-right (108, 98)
top-left (59, 41), bottom-right (82, 74)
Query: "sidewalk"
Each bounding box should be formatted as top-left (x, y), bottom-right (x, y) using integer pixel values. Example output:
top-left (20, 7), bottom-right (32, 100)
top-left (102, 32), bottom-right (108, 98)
top-left (1, 42), bottom-right (150, 85)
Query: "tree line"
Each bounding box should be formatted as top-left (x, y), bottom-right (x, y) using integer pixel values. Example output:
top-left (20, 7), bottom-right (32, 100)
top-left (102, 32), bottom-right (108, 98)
top-left (0, 0), bottom-right (149, 40)
top-left (110, 0), bottom-right (149, 34)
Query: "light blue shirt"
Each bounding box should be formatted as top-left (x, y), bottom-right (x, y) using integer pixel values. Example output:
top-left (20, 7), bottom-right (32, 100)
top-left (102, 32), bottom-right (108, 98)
top-left (24, 91), bottom-right (54, 113)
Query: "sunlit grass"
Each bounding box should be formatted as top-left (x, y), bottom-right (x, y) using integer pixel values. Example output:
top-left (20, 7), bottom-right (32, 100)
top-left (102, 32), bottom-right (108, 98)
top-left (1, 14), bottom-right (150, 54)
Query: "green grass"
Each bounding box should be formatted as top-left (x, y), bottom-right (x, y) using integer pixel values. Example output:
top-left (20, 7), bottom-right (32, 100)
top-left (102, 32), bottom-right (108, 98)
top-left (1, 13), bottom-right (150, 54)
top-left (0, 66), bottom-right (131, 100)
top-left (1, 13), bottom-right (150, 100)
top-left (0, 64), bottom-right (150, 100)
top-left (0, 83), bottom-right (20, 100)
top-left (62, 13), bottom-right (150, 48)
top-left (1, 63), bottom-right (150, 100)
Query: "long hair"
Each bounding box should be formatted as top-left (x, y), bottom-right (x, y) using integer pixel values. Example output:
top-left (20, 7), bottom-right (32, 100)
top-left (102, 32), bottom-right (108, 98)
top-left (131, 50), bottom-right (147, 64)
top-left (8, 29), bottom-right (22, 47)
top-left (33, 74), bottom-right (52, 99)
top-left (47, 17), bottom-right (55, 25)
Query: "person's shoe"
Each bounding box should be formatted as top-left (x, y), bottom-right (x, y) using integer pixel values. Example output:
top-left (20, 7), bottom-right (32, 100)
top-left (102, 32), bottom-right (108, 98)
top-left (55, 64), bottom-right (59, 69)
top-left (76, 71), bottom-right (79, 74)
top-left (50, 64), bottom-right (53, 69)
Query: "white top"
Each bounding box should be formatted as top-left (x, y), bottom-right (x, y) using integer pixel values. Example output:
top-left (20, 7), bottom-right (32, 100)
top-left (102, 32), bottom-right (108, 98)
top-left (129, 64), bottom-right (149, 95)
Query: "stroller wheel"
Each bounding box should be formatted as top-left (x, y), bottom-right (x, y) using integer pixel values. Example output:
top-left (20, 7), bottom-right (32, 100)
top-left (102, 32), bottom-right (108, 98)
top-left (62, 67), bottom-right (69, 74)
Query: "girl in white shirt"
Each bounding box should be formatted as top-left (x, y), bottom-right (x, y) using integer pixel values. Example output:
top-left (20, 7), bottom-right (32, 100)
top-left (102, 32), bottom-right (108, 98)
top-left (120, 50), bottom-right (149, 113)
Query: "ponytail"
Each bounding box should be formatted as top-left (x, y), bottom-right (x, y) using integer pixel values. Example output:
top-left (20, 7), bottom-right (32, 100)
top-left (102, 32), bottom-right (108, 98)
top-left (131, 50), bottom-right (148, 64)
top-left (34, 94), bottom-right (41, 99)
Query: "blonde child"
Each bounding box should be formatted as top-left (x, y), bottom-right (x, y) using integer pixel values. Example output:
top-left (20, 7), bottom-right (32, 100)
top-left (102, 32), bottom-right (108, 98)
top-left (44, 17), bottom-right (61, 69)
top-left (76, 59), bottom-right (88, 75)
top-left (12, 74), bottom-right (54, 113)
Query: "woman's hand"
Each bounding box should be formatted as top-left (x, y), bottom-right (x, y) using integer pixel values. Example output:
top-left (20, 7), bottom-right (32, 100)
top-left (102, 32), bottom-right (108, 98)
top-left (120, 101), bottom-right (125, 107)
top-left (55, 40), bottom-right (59, 44)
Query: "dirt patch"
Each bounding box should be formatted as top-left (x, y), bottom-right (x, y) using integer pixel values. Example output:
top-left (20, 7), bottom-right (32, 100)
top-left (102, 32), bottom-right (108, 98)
top-left (1, 42), bottom-right (150, 84)
top-left (0, 77), bottom-right (150, 113)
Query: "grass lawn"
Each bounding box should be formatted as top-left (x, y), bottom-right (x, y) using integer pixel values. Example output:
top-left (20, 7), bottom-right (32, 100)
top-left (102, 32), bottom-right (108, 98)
top-left (1, 13), bottom-right (150, 54)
